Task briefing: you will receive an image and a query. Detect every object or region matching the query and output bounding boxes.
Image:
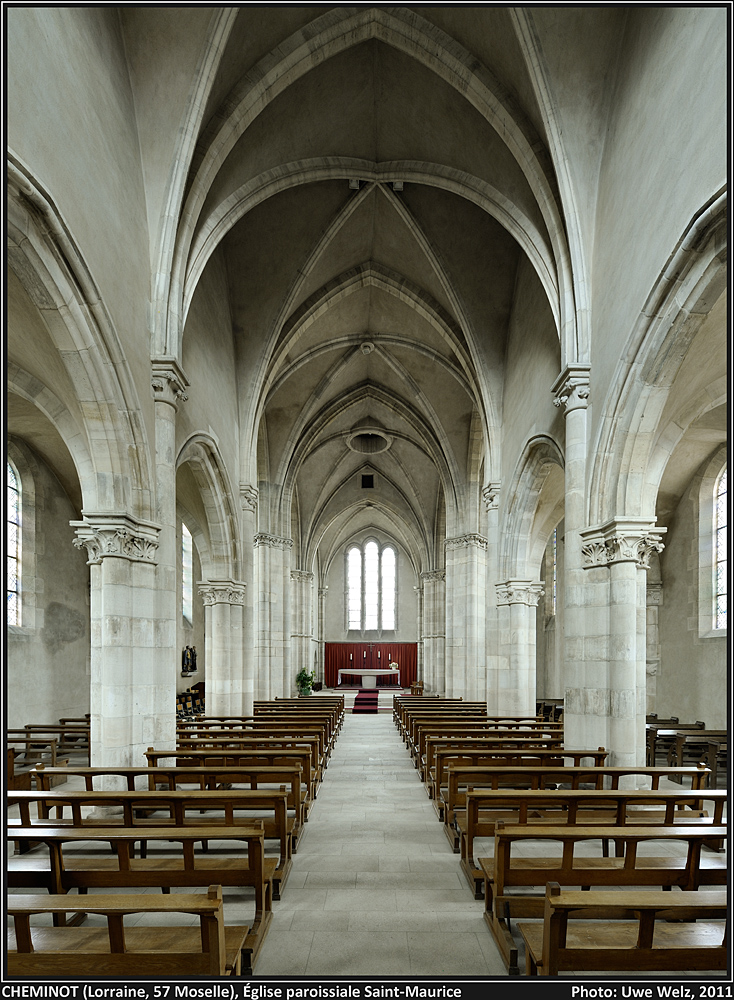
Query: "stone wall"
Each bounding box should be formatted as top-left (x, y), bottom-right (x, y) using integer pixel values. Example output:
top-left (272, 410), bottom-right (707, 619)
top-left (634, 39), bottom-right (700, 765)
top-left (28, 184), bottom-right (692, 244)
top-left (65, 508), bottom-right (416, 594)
top-left (7, 439), bottom-right (89, 728)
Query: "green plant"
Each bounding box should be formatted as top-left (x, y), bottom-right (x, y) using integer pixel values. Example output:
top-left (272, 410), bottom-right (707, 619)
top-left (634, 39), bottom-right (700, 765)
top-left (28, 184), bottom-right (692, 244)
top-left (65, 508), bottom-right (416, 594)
top-left (295, 668), bottom-right (315, 694)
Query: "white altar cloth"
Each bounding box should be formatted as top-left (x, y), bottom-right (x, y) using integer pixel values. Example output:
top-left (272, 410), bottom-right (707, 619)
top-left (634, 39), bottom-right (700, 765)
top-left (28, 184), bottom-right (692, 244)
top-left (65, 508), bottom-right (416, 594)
top-left (337, 667), bottom-right (400, 688)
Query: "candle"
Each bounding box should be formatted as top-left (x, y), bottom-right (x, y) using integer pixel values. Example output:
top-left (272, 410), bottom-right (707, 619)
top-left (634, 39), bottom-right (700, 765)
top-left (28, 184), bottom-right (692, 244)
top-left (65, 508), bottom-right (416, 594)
top-left (350, 653), bottom-right (352, 660)
top-left (364, 651), bottom-right (366, 658)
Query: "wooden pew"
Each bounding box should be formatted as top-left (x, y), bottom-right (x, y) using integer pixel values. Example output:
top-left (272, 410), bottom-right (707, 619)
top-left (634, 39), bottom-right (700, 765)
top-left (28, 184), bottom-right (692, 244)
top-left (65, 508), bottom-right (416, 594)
top-left (518, 882), bottom-right (728, 977)
top-left (441, 763), bottom-right (713, 849)
top-left (8, 724), bottom-right (90, 760)
top-left (645, 721), bottom-right (705, 766)
top-left (33, 762), bottom-right (307, 847)
top-left (6, 824), bottom-right (273, 973)
top-left (460, 787), bottom-right (727, 896)
top-left (425, 742), bottom-right (609, 793)
top-left (667, 730), bottom-right (728, 775)
top-left (174, 733), bottom-right (325, 781)
top-left (145, 747), bottom-right (317, 815)
top-left (480, 823), bottom-right (728, 975)
top-left (7, 885), bottom-right (249, 977)
top-left (8, 787), bottom-right (292, 899)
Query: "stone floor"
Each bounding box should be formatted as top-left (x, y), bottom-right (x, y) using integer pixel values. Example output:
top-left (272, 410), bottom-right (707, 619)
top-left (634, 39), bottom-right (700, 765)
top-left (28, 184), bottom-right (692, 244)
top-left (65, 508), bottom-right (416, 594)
top-left (252, 706), bottom-right (506, 978)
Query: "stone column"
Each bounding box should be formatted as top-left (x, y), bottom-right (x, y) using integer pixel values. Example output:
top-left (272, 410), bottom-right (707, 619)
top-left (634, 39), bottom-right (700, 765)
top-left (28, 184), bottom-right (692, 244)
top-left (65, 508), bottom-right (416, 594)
top-left (420, 570), bottom-right (445, 693)
top-left (72, 514), bottom-right (164, 768)
top-left (198, 581), bottom-right (246, 716)
top-left (483, 483), bottom-right (501, 710)
top-left (645, 583), bottom-right (663, 715)
top-left (580, 519), bottom-right (666, 768)
top-left (291, 570), bottom-right (314, 689)
top-left (240, 486), bottom-right (258, 714)
top-left (254, 533), bottom-right (293, 698)
top-left (444, 534), bottom-right (487, 699)
top-left (551, 365), bottom-right (590, 749)
top-left (318, 586), bottom-right (329, 686)
top-left (495, 581), bottom-right (544, 716)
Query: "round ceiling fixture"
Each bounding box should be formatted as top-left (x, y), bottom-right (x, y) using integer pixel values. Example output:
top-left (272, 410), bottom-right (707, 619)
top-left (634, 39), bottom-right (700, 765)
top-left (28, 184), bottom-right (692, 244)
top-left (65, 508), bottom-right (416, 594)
top-left (346, 429), bottom-right (392, 454)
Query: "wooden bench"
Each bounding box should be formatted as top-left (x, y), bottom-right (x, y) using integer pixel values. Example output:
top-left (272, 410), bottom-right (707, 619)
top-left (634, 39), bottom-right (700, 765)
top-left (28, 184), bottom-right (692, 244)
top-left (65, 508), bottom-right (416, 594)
top-left (441, 763), bottom-right (713, 849)
top-left (33, 762), bottom-right (307, 848)
top-left (460, 787), bottom-right (727, 897)
top-left (667, 730), bottom-right (728, 775)
top-left (174, 733), bottom-right (325, 782)
top-left (6, 824), bottom-right (273, 973)
top-left (479, 823), bottom-right (728, 974)
top-left (145, 747), bottom-right (317, 815)
top-left (425, 742), bottom-right (609, 793)
top-left (518, 882), bottom-right (728, 977)
top-left (8, 724), bottom-right (90, 760)
top-left (7, 885), bottom-right (249, 977)
top-left (645, 721), bottom-right (705, 766)
top-left (8, 786), bottom-right (293, 899)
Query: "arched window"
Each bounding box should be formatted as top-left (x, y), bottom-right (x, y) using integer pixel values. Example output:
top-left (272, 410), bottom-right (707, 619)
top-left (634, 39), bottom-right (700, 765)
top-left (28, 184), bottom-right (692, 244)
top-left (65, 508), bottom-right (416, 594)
top-left (346, 540), bottom-right (397, 631)
top-left (715, 467), bottom-right (727, 630)
top-left (182, 523), bottom-right (193, 622)
top-left (7, 461), bottom-right (21, 624)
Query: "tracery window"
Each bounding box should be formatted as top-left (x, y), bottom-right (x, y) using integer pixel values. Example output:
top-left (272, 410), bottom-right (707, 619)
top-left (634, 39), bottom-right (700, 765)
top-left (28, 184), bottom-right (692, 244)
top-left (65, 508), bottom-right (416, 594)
top-left (346, 539), bottom-right (396, 631)
top-left (7, 461), bottom-right (21, 625)
top-left (715, 467), bottom-right (727, 630)
top-left (182, 523), bottom-right (193, 622)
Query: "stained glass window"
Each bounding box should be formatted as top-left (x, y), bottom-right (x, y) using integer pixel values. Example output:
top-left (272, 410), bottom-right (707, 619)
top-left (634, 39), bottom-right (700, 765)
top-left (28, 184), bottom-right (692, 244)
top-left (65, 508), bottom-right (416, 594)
top-left (182, 523), bottom-right (193, 622)
top-left (715, 468), bottom-right (727, 629)
top-left (347, 540), bottom-right (396, 630)
top-left (7, 461), bottom-right (21, 625)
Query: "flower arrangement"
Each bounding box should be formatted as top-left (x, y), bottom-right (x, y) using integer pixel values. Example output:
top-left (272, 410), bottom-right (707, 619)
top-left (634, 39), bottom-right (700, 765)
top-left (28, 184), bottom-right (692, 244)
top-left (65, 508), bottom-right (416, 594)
top-left (389, 661), bottom-right (399, 670)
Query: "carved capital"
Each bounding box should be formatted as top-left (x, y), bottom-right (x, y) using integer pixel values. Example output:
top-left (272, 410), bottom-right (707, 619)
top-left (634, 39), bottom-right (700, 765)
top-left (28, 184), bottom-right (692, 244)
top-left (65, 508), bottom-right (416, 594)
top-left (647, 583), bottom-right (663, 606)
top-left (551, 364), bottom-right (591, 413)
top-left (291, 570), bottom-right (314, 584)
top-left (198, 580), bottom-right (246, 606)
top-left (71, 513), bottom-right (160, 565)
top-left (254, 532), bottom-right (293, 550)
top-left (240, 485), bottom-right (259, 513)
top-left (482, 482), bottom-right (501, 511)
top-left (421, 570), bottom-right (446, 584)
top-left (151, 358), bottom-right (189, 407)
top-left (495, 580), bottom-right (544, 606)
top-left (445, 533), bottom-right (488, 551)
top-left (580, 519), bottom-right (666, 569)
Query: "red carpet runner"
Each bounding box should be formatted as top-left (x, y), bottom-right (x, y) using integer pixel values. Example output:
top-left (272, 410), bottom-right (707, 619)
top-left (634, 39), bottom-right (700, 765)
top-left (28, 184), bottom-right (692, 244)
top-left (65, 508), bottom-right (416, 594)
top-left (352, 689), bottom-right (380, 714)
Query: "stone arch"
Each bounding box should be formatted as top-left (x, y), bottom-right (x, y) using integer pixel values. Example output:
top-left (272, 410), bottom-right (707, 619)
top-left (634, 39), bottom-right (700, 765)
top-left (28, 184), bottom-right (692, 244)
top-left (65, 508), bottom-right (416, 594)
top-left (7, 156), bottom-right (155, 520)
top-left (500, 435), bottom-right (565, 580)
top-left (7, 363), bottom-right (95, 509)
top-left (588, 190), bottom-right (727, 525)
top-left (176, 434), bottom-right (242, 581)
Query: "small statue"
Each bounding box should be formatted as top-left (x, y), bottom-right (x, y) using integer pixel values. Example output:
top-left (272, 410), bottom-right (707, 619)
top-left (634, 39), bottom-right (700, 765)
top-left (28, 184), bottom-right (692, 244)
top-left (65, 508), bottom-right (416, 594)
top-left (182, 645), bottom-right (197, 675)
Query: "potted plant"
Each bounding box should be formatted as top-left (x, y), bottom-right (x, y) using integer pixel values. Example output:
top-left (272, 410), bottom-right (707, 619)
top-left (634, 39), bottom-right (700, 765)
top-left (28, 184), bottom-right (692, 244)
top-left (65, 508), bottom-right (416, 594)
top-left (296, 668), bottom-right (315, 696)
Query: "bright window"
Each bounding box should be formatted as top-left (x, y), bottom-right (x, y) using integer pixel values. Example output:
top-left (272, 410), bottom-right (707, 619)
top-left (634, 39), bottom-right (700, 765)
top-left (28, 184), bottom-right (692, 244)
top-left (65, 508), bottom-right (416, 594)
top-left (346, 540), bottom-right (396, 630)
top-left (182, 523), bottom-right (193, 622)
top-left (551, 527), bottom-right (557, 616)
top-left (715, 468), bottom-right (727, 630)
top-left (7, 461), bottom-right (21, 625)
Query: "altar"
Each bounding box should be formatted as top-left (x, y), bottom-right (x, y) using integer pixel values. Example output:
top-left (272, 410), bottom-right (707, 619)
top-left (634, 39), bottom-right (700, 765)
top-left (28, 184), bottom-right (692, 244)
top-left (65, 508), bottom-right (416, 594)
top-left (337, 667), bottom-right (401, 688)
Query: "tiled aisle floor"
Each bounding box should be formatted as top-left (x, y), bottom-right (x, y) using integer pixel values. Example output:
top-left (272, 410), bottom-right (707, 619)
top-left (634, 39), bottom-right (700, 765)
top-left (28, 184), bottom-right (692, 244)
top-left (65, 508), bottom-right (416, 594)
top-left (252, 708), bottom-right (506, 978)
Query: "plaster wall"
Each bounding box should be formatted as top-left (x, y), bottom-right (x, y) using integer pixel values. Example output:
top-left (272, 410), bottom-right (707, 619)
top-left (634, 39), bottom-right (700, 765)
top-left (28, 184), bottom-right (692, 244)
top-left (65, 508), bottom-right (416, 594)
top-left (7, 441), bottom-right (90, 729)
top-left (323, 537), bottom-right (418, 643)
top-left (7, 7), bottom-right (154, 442)
top-left (501, 256), bottom-right (563, 489)
top-left (179, 251), bottom-right (240, 482)
top-left (657, 470), bottom-right (727, 728)
top-left (591, 7), bottom-right (726, 411)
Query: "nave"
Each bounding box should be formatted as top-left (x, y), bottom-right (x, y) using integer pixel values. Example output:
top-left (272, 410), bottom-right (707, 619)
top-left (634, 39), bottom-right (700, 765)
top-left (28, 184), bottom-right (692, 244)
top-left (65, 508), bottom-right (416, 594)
top-left (254, 706), bottom-right (505, 978)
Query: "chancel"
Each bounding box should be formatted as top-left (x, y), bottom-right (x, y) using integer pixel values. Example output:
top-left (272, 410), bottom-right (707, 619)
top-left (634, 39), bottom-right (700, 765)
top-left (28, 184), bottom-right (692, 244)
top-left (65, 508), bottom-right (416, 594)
top-left (6, 5), bottom-right (727, 980)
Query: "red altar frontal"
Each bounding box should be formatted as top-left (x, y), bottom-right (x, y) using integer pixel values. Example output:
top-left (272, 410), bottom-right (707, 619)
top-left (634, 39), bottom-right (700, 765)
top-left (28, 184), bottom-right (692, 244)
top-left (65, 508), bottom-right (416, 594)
top-left (324, 642), bottom-right (417, 688)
